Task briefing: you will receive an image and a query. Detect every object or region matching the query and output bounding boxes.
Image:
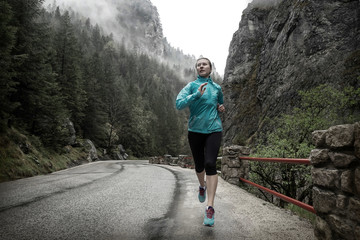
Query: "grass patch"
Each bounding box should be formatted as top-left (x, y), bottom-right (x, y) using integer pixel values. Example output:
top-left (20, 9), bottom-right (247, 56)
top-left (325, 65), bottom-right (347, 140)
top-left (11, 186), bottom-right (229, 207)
top-left (0, 128), bottom-right (90, 183)
top-left (285, 203), bottom-right (316, 224)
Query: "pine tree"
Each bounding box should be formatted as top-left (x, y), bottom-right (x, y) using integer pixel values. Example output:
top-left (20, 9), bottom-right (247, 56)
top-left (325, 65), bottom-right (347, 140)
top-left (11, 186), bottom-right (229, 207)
top-left (52, 10), bottom-right (86, 132)
top-left (0, 0), bottom-right (18, 130)
top-left (118, 82), bottom-right (154, 157)
top-left (9, 1), bottom-right (69, 147)
top-left (81, 51), bottom-right (108, 145)
top-left (100, 40), bottom-right (127, 151)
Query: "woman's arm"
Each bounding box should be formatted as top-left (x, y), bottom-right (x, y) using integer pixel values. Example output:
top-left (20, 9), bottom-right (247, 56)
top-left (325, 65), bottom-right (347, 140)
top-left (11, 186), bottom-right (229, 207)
top-left (176, 83), bottom-right (201, 110)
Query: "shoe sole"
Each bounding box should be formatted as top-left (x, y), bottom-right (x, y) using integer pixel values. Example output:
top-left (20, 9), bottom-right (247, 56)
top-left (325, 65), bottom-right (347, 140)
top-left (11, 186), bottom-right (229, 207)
top-left (203, 223), bottom-right (214, 227)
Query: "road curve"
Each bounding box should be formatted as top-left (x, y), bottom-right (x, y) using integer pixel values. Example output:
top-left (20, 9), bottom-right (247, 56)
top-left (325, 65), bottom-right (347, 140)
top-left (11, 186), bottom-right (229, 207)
top-left (0, 160), bottom-right (315, 239)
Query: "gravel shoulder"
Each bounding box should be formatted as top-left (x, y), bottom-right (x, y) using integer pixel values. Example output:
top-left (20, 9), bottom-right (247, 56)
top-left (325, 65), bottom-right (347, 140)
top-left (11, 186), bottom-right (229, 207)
top-left (216, 176), bottom-right (315, 239)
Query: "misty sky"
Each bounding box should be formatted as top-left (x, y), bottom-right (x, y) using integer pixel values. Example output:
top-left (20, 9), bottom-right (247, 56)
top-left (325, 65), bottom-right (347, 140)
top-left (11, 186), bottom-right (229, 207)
top-left (151, 0), bottom-right (251, 75)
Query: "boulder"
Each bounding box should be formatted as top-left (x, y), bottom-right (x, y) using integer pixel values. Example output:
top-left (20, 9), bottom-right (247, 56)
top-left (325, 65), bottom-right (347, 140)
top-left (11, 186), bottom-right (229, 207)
top-left (84, 139), bottom-right (98, 162)
top-left (63, 118), bottom-right (76, 146)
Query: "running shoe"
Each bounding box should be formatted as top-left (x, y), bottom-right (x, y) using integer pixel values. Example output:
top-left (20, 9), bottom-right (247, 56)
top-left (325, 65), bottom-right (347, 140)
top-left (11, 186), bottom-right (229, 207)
top-left (198, 185), bottom-right (206, 203)
top-left (204, 206), bottom-right (215, 226)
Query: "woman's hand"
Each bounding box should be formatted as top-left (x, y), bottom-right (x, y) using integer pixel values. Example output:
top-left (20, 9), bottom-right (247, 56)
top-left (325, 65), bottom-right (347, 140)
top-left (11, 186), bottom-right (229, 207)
top-left (198, 82), bottom-right (207, 96)
top-left (217, 104), bottom-right (225, 112)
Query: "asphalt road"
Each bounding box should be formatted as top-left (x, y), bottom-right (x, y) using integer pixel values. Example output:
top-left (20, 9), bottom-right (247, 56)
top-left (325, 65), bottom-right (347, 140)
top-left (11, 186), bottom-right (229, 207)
top-left (0, 160), bottom-right (315, 240)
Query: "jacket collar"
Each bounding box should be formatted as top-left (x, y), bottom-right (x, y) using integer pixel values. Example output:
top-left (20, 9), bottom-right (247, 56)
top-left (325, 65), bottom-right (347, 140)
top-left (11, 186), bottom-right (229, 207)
top-left (197, 75), bottom-right (213, 83)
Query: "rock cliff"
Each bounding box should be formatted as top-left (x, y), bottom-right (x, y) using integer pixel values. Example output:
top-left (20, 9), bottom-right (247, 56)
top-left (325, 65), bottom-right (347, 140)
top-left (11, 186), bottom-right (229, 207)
top-left (222, 0), bottom-right (360, 146)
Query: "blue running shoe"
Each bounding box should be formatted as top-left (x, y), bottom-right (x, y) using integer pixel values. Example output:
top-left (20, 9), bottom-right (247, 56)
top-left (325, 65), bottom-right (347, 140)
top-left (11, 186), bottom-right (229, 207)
top-left (204, 206), bottom-right (215, 227)
top-left (198, 185), bottom-right (206, 203)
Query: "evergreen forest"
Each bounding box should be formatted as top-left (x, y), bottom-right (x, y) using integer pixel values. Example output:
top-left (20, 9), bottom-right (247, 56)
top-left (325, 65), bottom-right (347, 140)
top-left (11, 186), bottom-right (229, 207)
top-left (0, 0), bottom-right (200, 180)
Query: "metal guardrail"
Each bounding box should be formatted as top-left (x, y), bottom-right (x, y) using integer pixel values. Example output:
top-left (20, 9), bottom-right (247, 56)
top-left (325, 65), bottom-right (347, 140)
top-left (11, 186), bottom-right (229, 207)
top-left (239, 156), bottom-right (311, 165)
top-left (238, 156), bottom-right (316, 214)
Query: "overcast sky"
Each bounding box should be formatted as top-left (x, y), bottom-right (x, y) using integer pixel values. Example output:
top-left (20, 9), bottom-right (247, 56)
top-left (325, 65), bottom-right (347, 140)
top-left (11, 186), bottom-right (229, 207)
top-left (150, 0), bottom-right (251, 75)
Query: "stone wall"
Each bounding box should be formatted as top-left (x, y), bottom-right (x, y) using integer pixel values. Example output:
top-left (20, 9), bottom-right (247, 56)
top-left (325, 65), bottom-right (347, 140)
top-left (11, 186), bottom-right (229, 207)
top-left (311, 122), bottom-right (360, 240)
top-left (221, 145), bottom-right (250, 185)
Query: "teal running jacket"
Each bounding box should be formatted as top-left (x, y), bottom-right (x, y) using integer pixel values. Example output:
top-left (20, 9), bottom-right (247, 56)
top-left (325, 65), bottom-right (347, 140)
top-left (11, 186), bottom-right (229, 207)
top-left (176, 76), bottom-right (224, 134)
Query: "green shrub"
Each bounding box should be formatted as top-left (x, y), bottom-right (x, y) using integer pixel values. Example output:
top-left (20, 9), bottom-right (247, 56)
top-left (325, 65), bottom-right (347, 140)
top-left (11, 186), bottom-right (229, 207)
top-left (250, 84), bottom-right (360, 207)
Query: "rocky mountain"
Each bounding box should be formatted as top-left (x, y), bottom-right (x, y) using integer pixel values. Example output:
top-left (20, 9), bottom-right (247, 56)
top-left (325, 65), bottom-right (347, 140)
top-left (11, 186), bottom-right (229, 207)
top-left (222, 0), bottom-right (360, 146)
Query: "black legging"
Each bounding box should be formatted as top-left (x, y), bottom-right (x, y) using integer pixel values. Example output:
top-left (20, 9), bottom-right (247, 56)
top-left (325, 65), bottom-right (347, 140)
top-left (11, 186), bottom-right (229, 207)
top-left (188, 131), bottom-right (222, 176)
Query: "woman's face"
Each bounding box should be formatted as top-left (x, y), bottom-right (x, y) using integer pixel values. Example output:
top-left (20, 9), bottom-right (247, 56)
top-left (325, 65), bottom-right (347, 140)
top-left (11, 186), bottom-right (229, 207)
top-left (196, 59), bottom-right (211, 78)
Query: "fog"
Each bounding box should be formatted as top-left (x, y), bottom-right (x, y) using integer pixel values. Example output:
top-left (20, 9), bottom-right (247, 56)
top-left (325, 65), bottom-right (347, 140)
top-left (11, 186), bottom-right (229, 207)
top-left (43, 0), bottom-right (153, 43)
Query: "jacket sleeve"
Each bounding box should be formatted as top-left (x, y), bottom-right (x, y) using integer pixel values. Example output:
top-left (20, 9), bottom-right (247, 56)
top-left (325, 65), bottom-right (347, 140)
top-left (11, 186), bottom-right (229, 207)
top-left (218, 87), bottom-right (224, 105)
top-left (176, 83), bottom-right (201, 110)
